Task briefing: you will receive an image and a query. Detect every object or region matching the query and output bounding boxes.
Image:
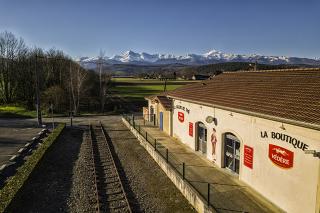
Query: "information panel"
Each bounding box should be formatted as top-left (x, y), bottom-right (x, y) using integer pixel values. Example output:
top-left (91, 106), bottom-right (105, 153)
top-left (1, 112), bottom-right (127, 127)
top-left (189, 122), bottom-right (193, 137)
top-left (244, 145), bottom-right (254, 169)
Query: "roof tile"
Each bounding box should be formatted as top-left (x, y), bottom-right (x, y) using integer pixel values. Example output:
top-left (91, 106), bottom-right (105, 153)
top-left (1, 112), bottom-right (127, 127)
top-left (166, 68), bottom-right (320, 126)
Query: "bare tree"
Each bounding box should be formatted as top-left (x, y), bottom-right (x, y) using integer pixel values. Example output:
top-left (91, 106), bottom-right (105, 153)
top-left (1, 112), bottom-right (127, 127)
top-left (97, 49), bottom-right (107, 112)
top-left (0, 31), bottom-right (27, 103)
top-left (69, 61), bottom-right (87, 115)
top-left (100, 73), bottom-right (111, 113)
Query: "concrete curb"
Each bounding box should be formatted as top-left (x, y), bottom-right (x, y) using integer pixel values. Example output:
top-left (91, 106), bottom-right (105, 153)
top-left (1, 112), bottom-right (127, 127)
top-left (0, 164), bottom-right (7, 172)
top-left (0, 129), bottom-right (50, 182)
top-left (122, 118), bottom-right (216, 213)
top-left (9, 155), bottom-right (18, 162)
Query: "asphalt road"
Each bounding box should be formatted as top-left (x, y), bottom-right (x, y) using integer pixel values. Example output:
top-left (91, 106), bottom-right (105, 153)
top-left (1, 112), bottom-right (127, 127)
top-left (0, 118), bottom-right (44, 166)
top-left (0, 115), bottom-right (130, 167)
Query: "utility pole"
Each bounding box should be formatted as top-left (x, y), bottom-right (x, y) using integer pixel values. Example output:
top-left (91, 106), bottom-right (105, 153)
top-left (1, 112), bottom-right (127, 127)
top-left (99, 59), bottom-right (102, 96)
top-left (69, 60), bottom-right (73, 114)
top-left (97, 50), bottom-right (107, 113)
top-left (35, 54), bottom-right (42, 126)
top-left (49, 101), bottom-right (54, 130)
top-left (163, 78), bottom-right (167, 92)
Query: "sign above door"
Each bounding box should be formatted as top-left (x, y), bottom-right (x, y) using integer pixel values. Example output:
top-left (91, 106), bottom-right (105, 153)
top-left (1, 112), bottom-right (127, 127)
top-left (178, 112), bottom-right (184, 122)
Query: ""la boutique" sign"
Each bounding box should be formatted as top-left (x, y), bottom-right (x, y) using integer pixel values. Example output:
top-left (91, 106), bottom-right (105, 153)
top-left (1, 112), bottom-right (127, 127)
top-left (260, 131), bottom-right (309, 152)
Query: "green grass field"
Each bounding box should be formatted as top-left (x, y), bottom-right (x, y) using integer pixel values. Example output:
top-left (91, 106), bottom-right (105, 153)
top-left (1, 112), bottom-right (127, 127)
top-left (111, 78), bottom-right (196, 98)
top-left (0, 105), bottom-right (37, 118)
top-left (107, 77), bottom-right (197, 112)
top-left (113, 84), bottom-right (182, 98)
top-left (111, 77), bottom-right (197, 84)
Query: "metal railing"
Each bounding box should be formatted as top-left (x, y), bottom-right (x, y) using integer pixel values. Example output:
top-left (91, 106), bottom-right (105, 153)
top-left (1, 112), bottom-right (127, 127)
top-left (123, 114), bottom-right (219, 212)
top-left (123, 114), bottom-right (253, 213)
top-left (128, 113), bottom-right (159, 127)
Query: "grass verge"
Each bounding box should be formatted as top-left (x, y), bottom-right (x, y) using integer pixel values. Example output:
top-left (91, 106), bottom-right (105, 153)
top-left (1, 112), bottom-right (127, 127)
top-left (0, 123), bottom-right (66, 212)
top-left (0, 105), bottom-right (36, 118)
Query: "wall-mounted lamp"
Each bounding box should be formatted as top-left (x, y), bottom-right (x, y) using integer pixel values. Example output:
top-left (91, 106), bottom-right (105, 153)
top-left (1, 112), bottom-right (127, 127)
top-left (213, 117), bottom-right (218, 126)
top-left (280, 123), bottom-right (286, 130)
top-left (213, 107), bottom-right (217, 125)
top-left (305, 150), bottom-right (320, 158)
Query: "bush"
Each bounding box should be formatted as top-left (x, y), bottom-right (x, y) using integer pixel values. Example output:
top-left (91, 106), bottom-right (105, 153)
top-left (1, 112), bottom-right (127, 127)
top-left (0, 123), bottom-right (66, 212)
top-left (43, 86), bottom-right (67, 113)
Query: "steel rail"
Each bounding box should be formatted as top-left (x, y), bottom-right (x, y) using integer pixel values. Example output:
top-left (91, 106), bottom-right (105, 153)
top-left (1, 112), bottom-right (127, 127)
top-left (99, 121), bottom-right (132, 213)
top-left (88, 122), bottom-right (132, 213)
top-left (88, 124), bottom-right (101, 213)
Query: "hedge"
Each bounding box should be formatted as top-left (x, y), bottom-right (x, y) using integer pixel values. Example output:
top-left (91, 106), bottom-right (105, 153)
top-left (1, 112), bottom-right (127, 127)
top-left (0, 123), bottom-right (66, 212)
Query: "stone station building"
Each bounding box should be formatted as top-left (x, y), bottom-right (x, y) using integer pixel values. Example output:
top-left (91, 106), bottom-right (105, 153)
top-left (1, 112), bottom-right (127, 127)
top-left (145, 68), bottom-right (320, 213)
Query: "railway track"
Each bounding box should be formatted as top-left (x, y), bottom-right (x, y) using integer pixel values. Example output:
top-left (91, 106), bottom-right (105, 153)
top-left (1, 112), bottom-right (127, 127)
top-left (89, 122), bottom-right (132, 213)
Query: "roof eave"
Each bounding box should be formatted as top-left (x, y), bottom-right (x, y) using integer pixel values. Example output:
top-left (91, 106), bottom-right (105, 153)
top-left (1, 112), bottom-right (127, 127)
top-left (168, 95), bottom-right (320, 132)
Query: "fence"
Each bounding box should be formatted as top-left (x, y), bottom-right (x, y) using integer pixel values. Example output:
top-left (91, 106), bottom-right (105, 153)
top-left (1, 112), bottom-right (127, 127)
top-left (128, 113), bottom-right (159, 127)
top-left (123, 114), bottom-right (221, 212)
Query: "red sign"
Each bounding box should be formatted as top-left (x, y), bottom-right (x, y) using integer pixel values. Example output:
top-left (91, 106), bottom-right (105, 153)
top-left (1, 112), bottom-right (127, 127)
top-left (269, 144), bottom-right (294, 169)
top-left (189, 122), bottom-right (193, 137)
top-left (178, 112), bottom-right (184, 122)
top-left (244, 145), bottom-right (254, 169)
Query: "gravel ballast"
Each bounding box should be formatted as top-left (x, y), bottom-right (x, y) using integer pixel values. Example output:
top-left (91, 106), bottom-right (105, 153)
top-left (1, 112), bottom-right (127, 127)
top-left (8, 127), bottom-right (95, 212)
top-left (101, 116), bottom-right (195, 212)
top-left (8, 116), bottom-right (195, 212)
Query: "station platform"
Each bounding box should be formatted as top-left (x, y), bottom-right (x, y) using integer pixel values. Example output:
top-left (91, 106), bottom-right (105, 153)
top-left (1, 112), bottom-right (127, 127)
top-left (133, 119), bottom-right (283, 213)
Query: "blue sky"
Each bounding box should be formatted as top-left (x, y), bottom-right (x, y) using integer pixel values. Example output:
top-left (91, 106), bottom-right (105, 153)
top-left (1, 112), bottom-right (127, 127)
top-left (0, 0), bottom-right (319, 58)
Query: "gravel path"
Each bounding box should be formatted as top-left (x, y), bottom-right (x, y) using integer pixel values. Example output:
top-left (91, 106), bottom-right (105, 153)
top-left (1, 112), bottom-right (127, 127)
top-left (101, 116), bottom-right (195, 213)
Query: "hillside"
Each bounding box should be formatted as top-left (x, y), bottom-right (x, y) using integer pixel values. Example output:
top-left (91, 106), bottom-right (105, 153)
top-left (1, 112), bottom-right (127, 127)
top-left (97, 62), bottom-right (317, 78)
top-left (176, 62), bottom-right (309, 77)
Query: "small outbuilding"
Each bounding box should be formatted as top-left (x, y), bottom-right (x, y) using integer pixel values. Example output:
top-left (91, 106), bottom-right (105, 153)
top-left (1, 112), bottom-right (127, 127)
top-left (145, 94), bottom-right (173, 135)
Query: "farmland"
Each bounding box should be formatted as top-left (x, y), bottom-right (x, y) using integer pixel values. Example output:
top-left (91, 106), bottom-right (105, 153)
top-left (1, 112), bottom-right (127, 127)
top-left (108, 78), bottom-right (197, 112)
top-left (111, 78), bottom-right (195, 98)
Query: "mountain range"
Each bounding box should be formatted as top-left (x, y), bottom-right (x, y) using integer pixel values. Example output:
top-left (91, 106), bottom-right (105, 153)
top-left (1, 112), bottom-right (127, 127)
top-left (78, 50), bottom-right (320, 69)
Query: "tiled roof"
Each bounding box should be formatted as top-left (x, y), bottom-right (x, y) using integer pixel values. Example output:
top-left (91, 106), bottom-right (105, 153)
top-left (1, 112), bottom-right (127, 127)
top-left (145, 92), bottom-right (167, 101)
top-left (156, 96), bottom-right (172, 110)
top-left (166, 68), bottom-right (320, 128)
top-left (146, 93), bottom-right (172, 111)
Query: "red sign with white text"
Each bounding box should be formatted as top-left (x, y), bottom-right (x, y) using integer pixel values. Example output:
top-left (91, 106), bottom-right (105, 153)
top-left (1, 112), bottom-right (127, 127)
top-left (269, 144), bottom-right (294, 169)
top-left (189, 122), bottom-right (193, 137)
top-left (244, 145), bottom-right (254, 169)
top-left (178, 112), bottom-right (184, 122)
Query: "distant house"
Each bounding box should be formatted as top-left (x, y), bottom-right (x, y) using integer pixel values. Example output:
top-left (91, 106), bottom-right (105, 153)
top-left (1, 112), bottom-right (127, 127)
top-left (111, 75), bottom-right (134, 78)
top-left (191, 74), bottom-right (210, 80)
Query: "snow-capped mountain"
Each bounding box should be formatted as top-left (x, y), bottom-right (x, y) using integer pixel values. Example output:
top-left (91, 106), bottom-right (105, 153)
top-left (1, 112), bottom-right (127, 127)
top-left (78, 50), bottom-right (320, 69)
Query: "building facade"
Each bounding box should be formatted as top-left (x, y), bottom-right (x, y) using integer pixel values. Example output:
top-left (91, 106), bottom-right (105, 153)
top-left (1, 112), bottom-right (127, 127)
top-left (146, 68), bottom-right (320, 213)
top-left (171, 98), bottom-right (319, 213)
top-left (146, 95), bottom-right (172, 136)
